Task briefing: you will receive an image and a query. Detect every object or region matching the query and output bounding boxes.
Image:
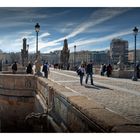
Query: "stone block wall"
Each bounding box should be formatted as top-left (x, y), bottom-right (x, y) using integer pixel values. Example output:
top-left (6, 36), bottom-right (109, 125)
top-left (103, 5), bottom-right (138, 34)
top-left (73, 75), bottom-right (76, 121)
top-left (0, 74), bottom-right (40, 132)
top-left (0, 94), bottom-right (34, 132)
top-left (112, 70), bottom-right (133, 78)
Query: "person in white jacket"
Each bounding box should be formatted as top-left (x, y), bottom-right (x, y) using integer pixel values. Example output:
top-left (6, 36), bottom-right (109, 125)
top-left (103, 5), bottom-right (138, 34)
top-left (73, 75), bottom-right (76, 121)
top-left (78, 64), bottom-right (86, 85)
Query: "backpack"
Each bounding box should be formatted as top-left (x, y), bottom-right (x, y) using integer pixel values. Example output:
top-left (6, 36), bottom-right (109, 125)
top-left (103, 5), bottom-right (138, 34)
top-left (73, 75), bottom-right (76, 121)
top-left (12, 63), bottom-right (17, 71)
top-left (42, 64), bottom-right (48, 72)
top-left (76, 69), bottom-right (81, 75)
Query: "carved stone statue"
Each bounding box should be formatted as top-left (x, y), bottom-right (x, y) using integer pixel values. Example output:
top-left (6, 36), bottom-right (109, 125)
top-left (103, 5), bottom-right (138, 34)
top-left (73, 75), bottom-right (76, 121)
top-left (34, 58), bottom-right (42, 76)
top-left (117, 55), bottom-right (124, 70)
top-left (21, 38), bottom-right (28, 66)
top-left (60, 39), bottom-right (70, 70)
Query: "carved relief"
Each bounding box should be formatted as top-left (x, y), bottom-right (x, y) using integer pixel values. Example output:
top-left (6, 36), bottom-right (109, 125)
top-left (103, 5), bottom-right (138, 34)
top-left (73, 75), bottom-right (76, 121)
top-left (25, 78), bottom-right (32, 88)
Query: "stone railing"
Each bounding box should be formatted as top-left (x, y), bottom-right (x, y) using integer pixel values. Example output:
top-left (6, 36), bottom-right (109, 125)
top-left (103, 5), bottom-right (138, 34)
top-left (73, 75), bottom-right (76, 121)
top-left (94, 68), bottom-right (133, 78)
top-left (36, 77), bottom-right (140, 132)
top-left (0, 74), bottom-right (36, 96)
top-left (0, 74), bottom-right (140, 132)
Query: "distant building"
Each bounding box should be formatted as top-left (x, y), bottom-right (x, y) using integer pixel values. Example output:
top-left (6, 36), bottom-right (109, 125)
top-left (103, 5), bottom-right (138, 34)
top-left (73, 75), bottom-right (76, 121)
top-left (91, 50), bottom-right (110, 66)
top-left (110, 38), bottom-right (128, 65)
top-left (128, 49), bottom-right (140, 63)
top-left (69, 50), bottom-right (91, 66)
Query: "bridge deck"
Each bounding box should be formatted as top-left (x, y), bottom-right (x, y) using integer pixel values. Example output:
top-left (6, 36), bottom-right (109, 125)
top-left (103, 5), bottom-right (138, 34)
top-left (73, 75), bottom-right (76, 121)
top-left (48, 69), bottom-right (140, 124)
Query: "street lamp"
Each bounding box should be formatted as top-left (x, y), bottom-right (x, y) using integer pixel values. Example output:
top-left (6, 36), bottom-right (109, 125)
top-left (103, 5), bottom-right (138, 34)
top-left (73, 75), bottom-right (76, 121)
top-left (34, 23), bottom-right (42, 76)
top-left (132, 26), bottom-right (138, 81)
top-left (74, 45), bottom-right (76, 68)
top-left (35, 23), bottom-right (40, 59)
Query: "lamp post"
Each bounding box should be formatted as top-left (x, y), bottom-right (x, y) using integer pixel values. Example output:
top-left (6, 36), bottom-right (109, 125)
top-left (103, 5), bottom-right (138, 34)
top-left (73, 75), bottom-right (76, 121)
top-left (35, 23), bottom-right (40, 59)
top-left (74, 45), bottom-right (76, 68)
top-left (34, 23), bottom-right (42, 76)
top-left (132, 26), bottom-right (138, 81)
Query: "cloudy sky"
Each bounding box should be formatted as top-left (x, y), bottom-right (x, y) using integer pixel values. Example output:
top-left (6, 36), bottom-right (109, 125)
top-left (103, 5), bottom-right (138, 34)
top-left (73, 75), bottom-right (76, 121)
top-left (0, 7), bottom-right (140, 53)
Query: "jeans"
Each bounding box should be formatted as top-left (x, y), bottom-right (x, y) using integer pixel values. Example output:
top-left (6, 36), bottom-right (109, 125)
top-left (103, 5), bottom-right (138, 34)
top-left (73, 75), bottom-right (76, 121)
top-left (85, 73), bottom-right (93, 85)
top-left (44, 71), bottom-right (48, 78)
top-left (80, 75), bottom-right (84, 85)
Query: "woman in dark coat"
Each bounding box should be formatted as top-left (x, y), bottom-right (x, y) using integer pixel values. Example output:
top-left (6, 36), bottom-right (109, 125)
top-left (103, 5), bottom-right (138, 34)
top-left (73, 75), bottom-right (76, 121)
top-left (106, 64), bottom-right (112, 77)
top-left (26, 62), bottom-right (32, 74)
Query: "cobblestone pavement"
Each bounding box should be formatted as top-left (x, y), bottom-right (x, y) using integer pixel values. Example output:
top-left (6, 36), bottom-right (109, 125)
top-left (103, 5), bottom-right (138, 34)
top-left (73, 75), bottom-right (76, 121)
top-left (48, 69), bottom-right (140, 124)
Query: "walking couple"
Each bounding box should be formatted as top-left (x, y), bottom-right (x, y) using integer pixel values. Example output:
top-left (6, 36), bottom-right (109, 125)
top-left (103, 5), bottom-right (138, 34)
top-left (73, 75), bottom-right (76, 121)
top-left (77, 60), bottom-right (94, 86)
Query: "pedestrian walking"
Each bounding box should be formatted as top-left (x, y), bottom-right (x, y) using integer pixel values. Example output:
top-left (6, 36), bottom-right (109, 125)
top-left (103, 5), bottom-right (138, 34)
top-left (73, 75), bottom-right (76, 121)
top-left (103, 64), bottom-right (107, 75)
top-left (42, 62), bottom-right (49, 79)
top-left (26, 61), bottom-right (33, 74)
top-left (106, 64), bottom-right (112, 77)
top-left (77, 64), bottom-right (86, 85)
top-left (85, 60), bottom-right (94, 85)
top-left (12, 61), bottom-right (17, 74)
top-left (136, 64), bottom-right (140, 78)
top-left (100, 64), bottom-right (104, 76)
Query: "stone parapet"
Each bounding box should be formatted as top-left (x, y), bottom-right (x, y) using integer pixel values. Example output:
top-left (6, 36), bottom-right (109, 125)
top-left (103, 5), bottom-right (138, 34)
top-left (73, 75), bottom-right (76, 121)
top-left (0, 74), bottom-right (36, 91)
top-left (0, 74), bottom-right (140, 132)
top-left (94, 68), bottom-right (133, 78)
top-left (36, 77), bottom-right (140, 132)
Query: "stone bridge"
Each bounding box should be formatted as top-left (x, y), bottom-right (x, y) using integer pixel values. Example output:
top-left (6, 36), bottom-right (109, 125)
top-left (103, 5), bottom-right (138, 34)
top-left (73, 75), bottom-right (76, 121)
top-left (0, 73), bottom-right (140, 132)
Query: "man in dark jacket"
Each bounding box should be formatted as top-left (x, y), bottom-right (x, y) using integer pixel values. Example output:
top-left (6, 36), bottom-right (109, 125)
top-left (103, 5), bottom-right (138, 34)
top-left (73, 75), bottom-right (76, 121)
top-left (85, 60), bottom-right (94, 85)
top-left (12, 61), bottom-right (17, 74)
top-left (42, 62), bottom-right (49, 79)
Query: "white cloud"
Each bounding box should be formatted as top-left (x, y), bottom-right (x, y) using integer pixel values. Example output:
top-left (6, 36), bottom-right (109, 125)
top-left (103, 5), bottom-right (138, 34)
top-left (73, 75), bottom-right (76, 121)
top-left (64, 8), bottom-right (131, 39)
top-left (66, 29), bottom-right (132, 49)
top-left (39, 32), bottom-right (50, 38)
top-left (37, 8), bottom-right (131, 52)
top-left (0, 8), bottom-right (134, 53)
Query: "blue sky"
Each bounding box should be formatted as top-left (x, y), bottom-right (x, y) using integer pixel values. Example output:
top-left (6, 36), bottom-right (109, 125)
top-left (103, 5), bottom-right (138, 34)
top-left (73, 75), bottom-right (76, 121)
top-left (0, 7), bottom-right (140, 53)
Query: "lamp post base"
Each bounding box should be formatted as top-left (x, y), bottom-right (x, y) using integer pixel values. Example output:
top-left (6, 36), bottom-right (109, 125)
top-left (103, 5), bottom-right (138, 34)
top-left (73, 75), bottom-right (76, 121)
top-left (132, 72), bottom-right (137, 81)
top-left (34, 56), bottom-right (42, 77)
top-left (132, 76), bottom-right (137, 81)
top-left (35, 71), bottom-right (43, 76)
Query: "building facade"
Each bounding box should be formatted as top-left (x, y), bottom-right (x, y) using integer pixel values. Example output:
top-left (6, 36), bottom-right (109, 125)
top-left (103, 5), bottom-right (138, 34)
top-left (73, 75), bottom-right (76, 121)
top-left (69, 50), bottom-right (91, 67)
top-left (91, 50), bottom-right (110, 66)
top-left (41, 50), bottom-right (61, 65)
top-left (128, 49), bottom-right (140, 64)
top-left (110, 38), bottom-right (128, 65)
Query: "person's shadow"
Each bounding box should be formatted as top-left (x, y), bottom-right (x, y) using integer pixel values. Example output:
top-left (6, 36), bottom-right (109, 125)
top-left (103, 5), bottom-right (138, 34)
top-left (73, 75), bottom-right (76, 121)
top-left (84, 84), bottom-right (112, 90)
